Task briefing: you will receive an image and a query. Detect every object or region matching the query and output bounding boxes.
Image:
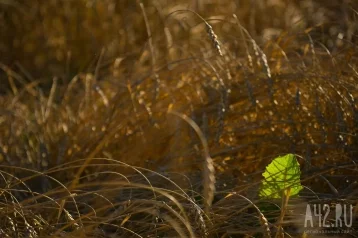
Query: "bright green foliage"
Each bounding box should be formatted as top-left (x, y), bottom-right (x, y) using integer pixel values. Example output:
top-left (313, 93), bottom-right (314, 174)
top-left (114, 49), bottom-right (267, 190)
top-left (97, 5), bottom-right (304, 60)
top-left (259, 154), bottom-right (303, 199)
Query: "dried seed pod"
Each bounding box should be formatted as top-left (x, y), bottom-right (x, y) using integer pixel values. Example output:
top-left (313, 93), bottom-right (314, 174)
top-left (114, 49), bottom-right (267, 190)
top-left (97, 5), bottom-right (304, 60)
top-left (205, 23), bottom-right (223, 56)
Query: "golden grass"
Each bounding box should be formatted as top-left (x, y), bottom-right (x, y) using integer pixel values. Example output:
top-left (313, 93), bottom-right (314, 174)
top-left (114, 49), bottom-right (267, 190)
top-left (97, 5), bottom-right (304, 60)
top-left (0, 0), bottom-right (358, 237)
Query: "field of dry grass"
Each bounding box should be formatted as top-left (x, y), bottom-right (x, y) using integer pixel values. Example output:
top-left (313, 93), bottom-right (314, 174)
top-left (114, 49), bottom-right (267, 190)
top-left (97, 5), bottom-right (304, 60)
top-left (0, 0), bottom-right (358, 237)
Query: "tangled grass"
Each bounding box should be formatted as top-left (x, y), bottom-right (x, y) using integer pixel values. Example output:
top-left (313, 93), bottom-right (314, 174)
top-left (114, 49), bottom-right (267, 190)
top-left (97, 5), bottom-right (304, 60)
top-left (0, 0), bottom-right (358, 237)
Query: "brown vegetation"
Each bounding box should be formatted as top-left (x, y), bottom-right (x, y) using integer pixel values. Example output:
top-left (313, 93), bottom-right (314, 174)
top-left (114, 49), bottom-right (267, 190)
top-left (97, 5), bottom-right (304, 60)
top-left (0, 0), bottom-right (357, 237)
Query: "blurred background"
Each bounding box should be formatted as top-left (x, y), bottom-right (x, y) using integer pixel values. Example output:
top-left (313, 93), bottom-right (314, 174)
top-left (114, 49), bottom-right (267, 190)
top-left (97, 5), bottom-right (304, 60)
top-left (1, 0), bottom-right (358, 187)
top-left (0, 0), bottom-right (357, 189)
top-left (1, 0), bottom-right (357, 90)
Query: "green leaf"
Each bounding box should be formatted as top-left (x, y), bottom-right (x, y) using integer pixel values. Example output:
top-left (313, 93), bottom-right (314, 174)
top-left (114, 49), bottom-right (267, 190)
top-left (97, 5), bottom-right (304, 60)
top-left (259, 154), bottom-right (303, 199)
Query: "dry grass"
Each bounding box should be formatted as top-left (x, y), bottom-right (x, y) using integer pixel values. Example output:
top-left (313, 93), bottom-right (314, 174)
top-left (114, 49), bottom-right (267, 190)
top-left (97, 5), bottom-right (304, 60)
top-left (0, 0), bottom-right (358, 237)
